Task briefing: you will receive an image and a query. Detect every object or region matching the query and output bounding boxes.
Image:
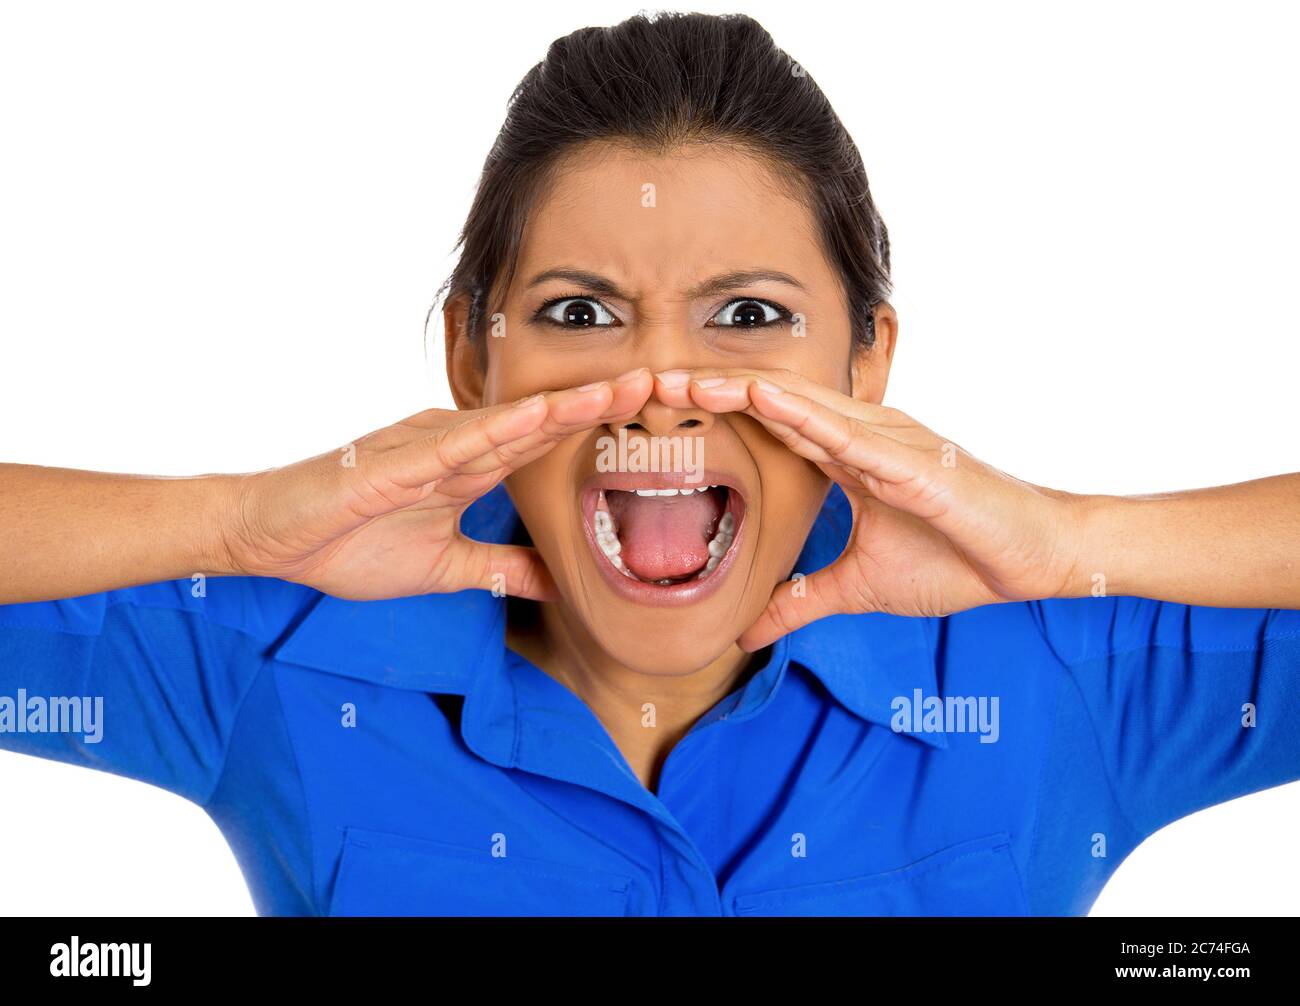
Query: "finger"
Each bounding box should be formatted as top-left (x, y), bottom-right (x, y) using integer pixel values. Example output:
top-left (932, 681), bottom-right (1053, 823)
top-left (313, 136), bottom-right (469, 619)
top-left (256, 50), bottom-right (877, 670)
top-left (393, 367), bottom-right (653, 433)
top-left (454, 538), bottom-right (560, 603)
top-left (741, 384), bottom-right (936, 509)
top-left (408, 466), bottom-right (508, 507)
top-left (657, 369), bottom-right (924, 466)
top-left (653, 370), bottom-right (917, 505)
top-left (487, 367), bottom-right (651, 468)
top-left (377, 371), bottom-right (652, 491)
top-left (814, 459), bottom-right (870, 496)
top-left (661, 374), bottom-right (920, 505)
top-left (450, 370), bottom-right (651, 486)
top-left (701, 391), bottom-right (869, 492)
top-left (735, 562), bottom-right (861, 652)
top-left (375, 393), bottom-right (550, 491)
top-left (653, 367), bottom-right (904, 430)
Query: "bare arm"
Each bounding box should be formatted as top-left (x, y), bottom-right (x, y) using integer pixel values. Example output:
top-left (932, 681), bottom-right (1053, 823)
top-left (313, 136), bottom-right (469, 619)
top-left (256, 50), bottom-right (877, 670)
top-left (1070, 473), bottom-right (1300, 609)
top-left (0, 464), bottom-right (239, 605)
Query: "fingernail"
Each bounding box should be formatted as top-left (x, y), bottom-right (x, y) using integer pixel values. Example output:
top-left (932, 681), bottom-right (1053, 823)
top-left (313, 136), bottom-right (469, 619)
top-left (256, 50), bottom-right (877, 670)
top-left (754, 379), bottom-right (783, 393)
top-left (692, 376), bottom-right (726, 388)
top-left (615, 367), bottom-right (647, 382)
top-left (577, 380), bottom-right (607, 392)
top-left (514, 393), bottom-right (544, 408)
top-left (655, 369), bottom-right (690, 387)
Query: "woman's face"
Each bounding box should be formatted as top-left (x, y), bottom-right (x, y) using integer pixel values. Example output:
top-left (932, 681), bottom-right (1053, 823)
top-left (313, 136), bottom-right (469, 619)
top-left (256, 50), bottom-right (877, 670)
top-left (448, 141), bottom-right (895, 674)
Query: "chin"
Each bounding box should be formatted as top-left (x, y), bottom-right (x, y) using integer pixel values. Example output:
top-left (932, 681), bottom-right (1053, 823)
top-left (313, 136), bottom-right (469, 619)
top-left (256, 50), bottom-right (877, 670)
top-left (577, 610), bottom-right (752, 675)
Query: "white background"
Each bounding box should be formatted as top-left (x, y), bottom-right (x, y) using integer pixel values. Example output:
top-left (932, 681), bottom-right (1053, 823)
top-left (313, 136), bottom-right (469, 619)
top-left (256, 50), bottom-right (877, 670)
top-left (1, 0), bottom-right (1297, 915)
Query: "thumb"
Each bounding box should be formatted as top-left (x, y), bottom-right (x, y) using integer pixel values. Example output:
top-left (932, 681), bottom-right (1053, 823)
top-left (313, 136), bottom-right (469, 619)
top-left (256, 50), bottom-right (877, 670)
top-left (458, 540), bottom-right (560, 603)
top-left (736, 562), bottom-right (852, 652)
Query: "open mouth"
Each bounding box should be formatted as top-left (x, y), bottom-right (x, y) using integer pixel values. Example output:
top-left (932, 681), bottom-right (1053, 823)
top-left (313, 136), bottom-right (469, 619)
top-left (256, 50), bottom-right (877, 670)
top-left (578, 474), bottom-right (748, 601)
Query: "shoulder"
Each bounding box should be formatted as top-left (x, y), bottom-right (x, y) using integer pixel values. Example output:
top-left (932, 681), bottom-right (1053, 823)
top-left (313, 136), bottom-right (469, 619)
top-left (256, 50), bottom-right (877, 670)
top-left (1018, 595), bottom-right (1300, 668)
top-left (0, 574), bottom-right (323, 645)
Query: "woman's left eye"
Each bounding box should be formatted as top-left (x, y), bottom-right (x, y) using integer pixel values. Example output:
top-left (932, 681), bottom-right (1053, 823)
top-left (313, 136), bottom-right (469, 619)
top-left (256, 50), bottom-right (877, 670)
top-left (707, 298), bottom-right (791, 328)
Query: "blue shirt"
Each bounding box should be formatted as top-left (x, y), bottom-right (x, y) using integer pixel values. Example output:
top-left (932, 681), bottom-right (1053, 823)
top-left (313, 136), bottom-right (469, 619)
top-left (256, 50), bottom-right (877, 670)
top-left (2, 483), bottom-right (1298, 916)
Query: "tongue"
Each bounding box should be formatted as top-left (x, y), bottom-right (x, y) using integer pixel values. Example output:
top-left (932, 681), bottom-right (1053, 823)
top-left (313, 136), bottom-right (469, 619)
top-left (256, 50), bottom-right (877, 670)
top-left (605, 490), bottom-right (722, 581)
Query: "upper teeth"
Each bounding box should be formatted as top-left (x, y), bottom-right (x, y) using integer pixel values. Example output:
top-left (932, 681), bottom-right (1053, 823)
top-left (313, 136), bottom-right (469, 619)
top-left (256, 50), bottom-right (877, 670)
top-left (632, 485), bottom-right (719, 496)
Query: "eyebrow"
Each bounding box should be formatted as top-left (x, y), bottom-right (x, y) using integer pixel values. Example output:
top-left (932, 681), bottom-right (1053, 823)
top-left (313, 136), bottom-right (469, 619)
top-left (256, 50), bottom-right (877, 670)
top-left (524, 268), bottom-right (806, 300)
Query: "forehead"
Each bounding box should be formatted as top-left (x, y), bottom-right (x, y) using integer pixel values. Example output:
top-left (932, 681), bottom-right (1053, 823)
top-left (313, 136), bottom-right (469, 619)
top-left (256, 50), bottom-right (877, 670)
top-left (511, 142), bottom-right (833, 295)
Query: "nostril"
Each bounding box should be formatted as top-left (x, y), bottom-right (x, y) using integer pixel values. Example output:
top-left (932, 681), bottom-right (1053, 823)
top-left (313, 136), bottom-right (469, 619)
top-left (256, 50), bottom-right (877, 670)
top-left (679, 419), bottom-right (703, 429)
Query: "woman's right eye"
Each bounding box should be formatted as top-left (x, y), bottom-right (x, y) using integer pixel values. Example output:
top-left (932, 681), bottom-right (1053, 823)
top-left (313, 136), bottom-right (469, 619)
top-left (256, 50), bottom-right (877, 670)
top-left (534, 296), bottom-right (619, 329)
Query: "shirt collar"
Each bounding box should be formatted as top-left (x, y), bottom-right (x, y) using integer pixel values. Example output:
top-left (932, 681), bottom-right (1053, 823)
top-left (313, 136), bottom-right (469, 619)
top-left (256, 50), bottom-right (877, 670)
top-left (271, 482), bottom-right (945, 750)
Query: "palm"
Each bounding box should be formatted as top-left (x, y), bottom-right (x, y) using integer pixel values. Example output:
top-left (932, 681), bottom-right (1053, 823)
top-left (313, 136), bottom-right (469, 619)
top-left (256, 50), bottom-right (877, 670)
top-left (836, 468), bottom-right (1078, 615)
top-left (831, 495), bottom-right (1004, 618)
top-left (260, 505), bottom-right (467, 600)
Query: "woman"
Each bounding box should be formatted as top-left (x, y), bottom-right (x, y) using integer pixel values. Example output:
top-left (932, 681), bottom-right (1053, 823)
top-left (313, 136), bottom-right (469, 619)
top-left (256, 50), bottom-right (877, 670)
top-left (1, 11), bottom-right (1297, 916)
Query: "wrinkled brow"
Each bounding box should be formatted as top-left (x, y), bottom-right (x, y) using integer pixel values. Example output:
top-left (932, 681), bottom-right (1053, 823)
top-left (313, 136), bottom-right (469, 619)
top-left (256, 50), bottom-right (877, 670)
top-left (524, 268), bottom-right (806, 300)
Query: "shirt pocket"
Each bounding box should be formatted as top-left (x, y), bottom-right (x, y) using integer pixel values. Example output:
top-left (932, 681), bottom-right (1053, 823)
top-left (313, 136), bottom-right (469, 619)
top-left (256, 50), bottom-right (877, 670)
top-left (731, 831), bottom-right (1028, 916)
top-left (326, 826), bottom-right (634, 917)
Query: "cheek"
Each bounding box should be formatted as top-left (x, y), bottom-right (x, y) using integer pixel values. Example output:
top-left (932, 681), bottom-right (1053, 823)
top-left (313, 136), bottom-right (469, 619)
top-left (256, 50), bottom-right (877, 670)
top-left (480, 351), bottom-right (521, 407)
top-left (748, 412), bottom-right (823, 482)
top-left (503, 439), bottom-right (582, 542)
top-left (481, 339), bottom-right (540, 405)
top-left (484, 339), bottom-right (599, 404)
top-left (747, 431), bottom-right (828, 545)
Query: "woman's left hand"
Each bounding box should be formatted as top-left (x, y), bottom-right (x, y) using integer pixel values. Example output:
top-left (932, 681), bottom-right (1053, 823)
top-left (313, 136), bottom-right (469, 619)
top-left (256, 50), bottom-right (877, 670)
top-left (654, 368), bottom-right (1089, 651)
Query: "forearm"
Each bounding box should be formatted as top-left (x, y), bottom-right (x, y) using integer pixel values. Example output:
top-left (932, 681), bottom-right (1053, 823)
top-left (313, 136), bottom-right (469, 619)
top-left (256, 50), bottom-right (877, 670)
top-left (1067, 473), bottom-right (1300, 608)
top-left (0, 463), bottom-right (242, 605)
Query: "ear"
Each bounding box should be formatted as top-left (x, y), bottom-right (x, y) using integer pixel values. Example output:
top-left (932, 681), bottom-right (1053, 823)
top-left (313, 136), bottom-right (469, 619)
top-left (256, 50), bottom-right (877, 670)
top-left (444, 293), bottom-right (485, 410)
top-left (849, 300), bottom-right (898, 406)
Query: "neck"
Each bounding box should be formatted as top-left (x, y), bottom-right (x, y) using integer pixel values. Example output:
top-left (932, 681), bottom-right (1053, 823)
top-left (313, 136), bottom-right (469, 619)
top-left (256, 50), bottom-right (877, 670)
top-left (505, 597), bottom-right (762, 789)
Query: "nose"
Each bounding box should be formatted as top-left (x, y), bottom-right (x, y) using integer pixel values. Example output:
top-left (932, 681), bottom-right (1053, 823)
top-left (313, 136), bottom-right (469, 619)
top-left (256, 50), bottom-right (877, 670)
top-left (610, 396), bottom-right (714, 439)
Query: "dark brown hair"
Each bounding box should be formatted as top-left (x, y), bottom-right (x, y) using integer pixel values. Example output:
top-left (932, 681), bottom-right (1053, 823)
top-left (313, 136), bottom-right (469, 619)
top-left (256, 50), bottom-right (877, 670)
top-left (429, 10), bottom-right (891, 355)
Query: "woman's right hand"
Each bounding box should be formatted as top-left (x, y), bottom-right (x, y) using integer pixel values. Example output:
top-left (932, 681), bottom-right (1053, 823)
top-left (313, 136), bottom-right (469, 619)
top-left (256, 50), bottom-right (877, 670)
top-left (220, 371), bottom-right (652, 601)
